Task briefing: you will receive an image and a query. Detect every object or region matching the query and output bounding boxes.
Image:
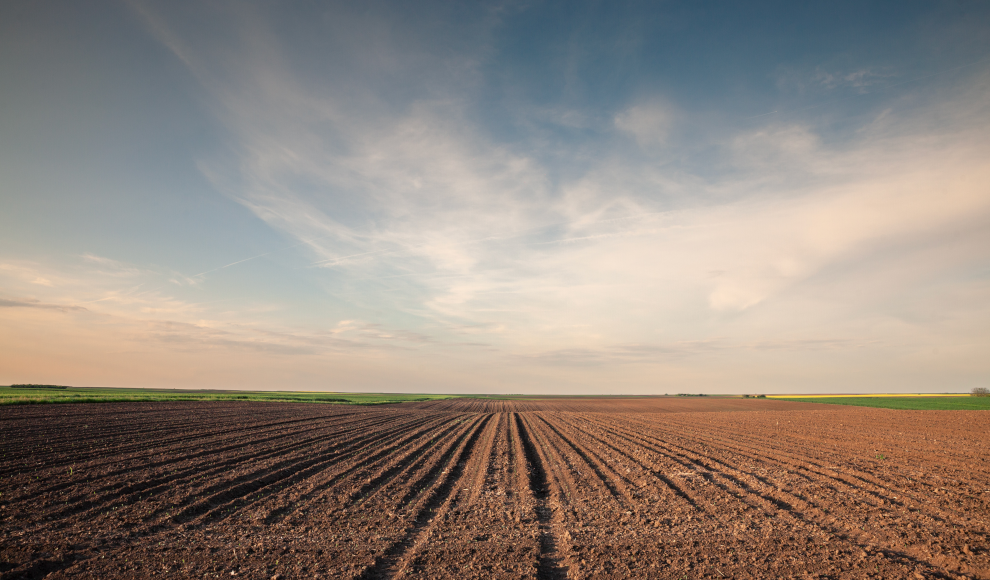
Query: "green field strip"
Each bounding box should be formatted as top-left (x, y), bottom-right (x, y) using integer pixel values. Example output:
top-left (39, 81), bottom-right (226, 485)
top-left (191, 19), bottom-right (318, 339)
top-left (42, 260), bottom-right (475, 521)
top-left (0, 386), bottom-right (458, 406)
top-left (774, 396), bottom-right (990, 410)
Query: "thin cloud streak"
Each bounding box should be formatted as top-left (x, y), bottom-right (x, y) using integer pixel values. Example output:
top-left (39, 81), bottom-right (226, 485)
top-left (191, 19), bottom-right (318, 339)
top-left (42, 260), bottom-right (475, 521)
top-left (0, 298), bottom-right (88, 312)
top-left (163, 9), bottom-right (989, 357)
top-left (3, 2), bottom-right (989, 392)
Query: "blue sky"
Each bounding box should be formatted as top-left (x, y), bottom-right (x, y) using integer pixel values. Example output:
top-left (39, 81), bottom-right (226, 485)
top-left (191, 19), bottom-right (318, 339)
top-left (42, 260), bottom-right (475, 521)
top-left (2, 1), bottom-right (989, 393)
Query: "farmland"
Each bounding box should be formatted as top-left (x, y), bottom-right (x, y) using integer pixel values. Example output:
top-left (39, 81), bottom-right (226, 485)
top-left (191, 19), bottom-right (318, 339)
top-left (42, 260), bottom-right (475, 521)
top-left (772, 396), bottom-right (990, 411)
top-left (0, 386), bottom-right (455, 406)
top-left (2, 398), bottom-right (989, 579)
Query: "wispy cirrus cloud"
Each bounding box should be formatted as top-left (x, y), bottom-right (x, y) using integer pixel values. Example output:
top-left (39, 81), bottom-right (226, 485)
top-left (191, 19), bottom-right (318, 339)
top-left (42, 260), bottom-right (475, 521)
top-left (5, 2), bottom-right (986, 392)
top-left (0, 297), bottom-right (87, 312)
top-left (524, 337), bottom-right (877, 367)
top-left (131, 2), bottom-right (990, 364)
top-left (776, 65), bottom-right (895, 94)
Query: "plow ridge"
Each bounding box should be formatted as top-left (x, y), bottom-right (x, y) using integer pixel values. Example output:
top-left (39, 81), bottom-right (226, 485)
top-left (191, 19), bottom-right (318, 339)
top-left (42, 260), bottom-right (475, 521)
top-left (1, 411), bottom-right (356, 474)
top-left (40, 413), bottom-right (412, 523)
top-left (595, 416), bottom-right (821, 520)
top-left (192, 419), bottom-right (444, 527)
top-left (660, 417), bottom-right (930, 504)
top-left (352, 416), bottom-right (471, 507)
top-left (515, 413), bottom-right (568, 580)
top-left (596, 415), bottom-right (958, 577)
top-left (395, 416), bottom-right (484, 509)
top-left (563, 414), bottom-right (700, 510)
top-left (177, 415), bottom-right (449, 527)
top-left (536, 414), bottom-right (633, 507)
top-left (172, 445), bottom-right (348, 524)
top-left (631, 416), bottom-right (933, 521)
top-left (262, 415), bottom-right (450, 524)
top-left (357, 413), bottom-right (493, 579)
top-left (464, 412), bottom-right (502, 507)
top-left (14, 411), bottom-right (389, 500)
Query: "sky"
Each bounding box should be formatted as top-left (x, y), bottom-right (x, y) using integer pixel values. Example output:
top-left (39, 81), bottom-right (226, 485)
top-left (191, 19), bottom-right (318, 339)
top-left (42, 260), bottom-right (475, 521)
top-left (1, 1), bottom-right (989, 394)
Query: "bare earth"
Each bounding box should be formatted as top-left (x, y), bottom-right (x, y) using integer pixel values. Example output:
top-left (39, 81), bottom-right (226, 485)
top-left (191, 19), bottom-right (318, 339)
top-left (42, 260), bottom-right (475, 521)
top-left (2, 399), bottom-right (988, 579)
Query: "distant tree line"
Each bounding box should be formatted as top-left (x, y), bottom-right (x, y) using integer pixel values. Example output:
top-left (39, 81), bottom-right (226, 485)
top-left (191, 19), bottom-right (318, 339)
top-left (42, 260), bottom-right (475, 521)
top-left (8, 384), bottom-right (69, 389)
top-left (974, 387), bottom-right (989, 397)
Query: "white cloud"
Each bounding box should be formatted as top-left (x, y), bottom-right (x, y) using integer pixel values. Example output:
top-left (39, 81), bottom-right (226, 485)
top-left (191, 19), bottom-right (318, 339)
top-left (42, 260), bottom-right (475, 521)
top-left (614, 101), bottom-right (673, 146)
top-left (36, 5), bottom-right (985, 392)
top-left (776, 65), bottom-right (894, 94)
top-left (193, 28), bottom-right (990, 357)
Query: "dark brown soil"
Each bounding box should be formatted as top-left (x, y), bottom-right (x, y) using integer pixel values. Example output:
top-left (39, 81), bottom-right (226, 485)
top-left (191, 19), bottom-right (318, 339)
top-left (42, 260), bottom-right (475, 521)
top-left (2, 399), bottom-right (988, 579)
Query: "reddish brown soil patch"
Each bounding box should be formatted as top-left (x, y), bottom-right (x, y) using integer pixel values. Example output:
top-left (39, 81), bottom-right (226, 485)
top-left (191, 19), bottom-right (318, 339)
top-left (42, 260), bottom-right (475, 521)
top-left (406, 396), bottom-right (827, 413)
top-left (2, 400), bottom-right (988, 579)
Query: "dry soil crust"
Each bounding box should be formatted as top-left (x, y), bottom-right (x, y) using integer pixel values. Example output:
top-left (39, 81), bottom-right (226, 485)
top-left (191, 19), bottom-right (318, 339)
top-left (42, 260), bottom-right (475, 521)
top-left (1, 399), bottom-right (988, 579)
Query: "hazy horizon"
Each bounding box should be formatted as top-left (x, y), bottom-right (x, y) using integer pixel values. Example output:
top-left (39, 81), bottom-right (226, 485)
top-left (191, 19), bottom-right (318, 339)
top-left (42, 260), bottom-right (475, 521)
top-left (2, 1), bottom-right (989, 394)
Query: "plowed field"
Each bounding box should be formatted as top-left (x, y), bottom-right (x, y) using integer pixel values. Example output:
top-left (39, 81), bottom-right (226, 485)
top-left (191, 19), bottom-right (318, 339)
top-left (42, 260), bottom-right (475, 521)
top-left (2, 399), bottom-right (988, 579)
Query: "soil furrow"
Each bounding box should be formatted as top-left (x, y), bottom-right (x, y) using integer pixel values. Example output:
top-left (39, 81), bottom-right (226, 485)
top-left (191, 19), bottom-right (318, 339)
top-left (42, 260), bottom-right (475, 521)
top-left (186, 415), bottom-right (453, 528)
top-left (556, 413), bottom-right (701, 511)
top-left (351, 415), bottom-right (472, 507)
top-left (70, 414), bottom-right (426, 534)
top-left (0, 408), bottom-right (367, 476)
top-left (261, 415), bottom-right (454, 525)
top-left (464, 412), bottom-right (502, 508)
top-left (35, 412), bottom-right (418, 524)
top-left (14, 411), bottom-right (392, 500)
top-left (656, 416), bottom-right (980, 530)
top-left (394, 416), bottom-right (485, 512)
top-left (535, 413), bottom-right (638, 507)
top-left (588, 414), bottom-right (958, 577)
top-left (515, 413), bottom-right (568, 580)
top-left (357, 414), bottom-right (492, 579)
